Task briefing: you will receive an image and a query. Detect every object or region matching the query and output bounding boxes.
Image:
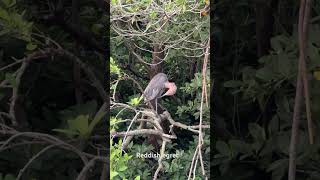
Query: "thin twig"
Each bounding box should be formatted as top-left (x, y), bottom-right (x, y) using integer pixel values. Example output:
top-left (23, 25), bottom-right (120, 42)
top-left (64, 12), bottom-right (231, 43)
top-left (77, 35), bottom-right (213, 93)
top-left (288, 0), bottom-right (312, 179)
top-left (153, 140), bottom-right (167, 180)
top-left (187, 37), bottom-right (209, 180)
top-left (17, 144), bottom-right (62, 180)
top-left (76, 157), bottom-right (99, 180)
top-left (301, 0), bottom-right (314, 145)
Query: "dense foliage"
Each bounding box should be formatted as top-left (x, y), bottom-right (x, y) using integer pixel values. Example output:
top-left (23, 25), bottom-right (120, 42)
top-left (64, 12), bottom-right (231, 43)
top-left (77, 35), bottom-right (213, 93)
top-left (110, 0), bottom-right (210, 179)
top-left (214, 1), bottom-right (320, 180)
top-left (0, 0), bottom-right (107, 179)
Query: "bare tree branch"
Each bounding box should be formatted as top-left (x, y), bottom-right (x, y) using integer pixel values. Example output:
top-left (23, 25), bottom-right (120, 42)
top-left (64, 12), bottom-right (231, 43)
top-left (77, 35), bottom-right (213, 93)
top-left (288, 0), bottom-right (313, 179)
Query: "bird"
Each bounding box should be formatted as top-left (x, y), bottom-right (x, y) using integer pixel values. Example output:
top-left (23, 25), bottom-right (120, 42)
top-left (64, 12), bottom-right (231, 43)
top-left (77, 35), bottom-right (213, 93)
top-left (143, 73), bottom-right (177, 113)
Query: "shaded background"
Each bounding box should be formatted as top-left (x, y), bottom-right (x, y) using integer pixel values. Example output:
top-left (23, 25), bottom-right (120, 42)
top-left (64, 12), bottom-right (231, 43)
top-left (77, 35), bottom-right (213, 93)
top-left (0, 0), bottom-right (107, 179)
top-left (213, 0), bottom-right (320, 180)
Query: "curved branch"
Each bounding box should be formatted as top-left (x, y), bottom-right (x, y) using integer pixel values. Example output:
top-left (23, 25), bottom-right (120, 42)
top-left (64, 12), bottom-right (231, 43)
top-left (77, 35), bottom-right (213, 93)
top-left (17, 144), bottom-right (62, 180)
top-left (76, 157), bottom-right (99, 180)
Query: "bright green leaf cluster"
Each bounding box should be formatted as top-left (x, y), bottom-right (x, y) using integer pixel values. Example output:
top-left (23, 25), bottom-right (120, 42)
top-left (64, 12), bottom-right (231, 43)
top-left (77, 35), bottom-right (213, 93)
top-left (53, 101), bottom-right (105, 139)
top-left (0, 5), bottom-right (33, 42)
top-left (110, 116), bottom-right (122, 132)
top-left (110, 57), bottom-right (121, 76)
top-left (110, 139), bottom-right (133, 179)
top-left (177, 72), bottom-right (210, 121)
top-left (128, 96), bottom-right (143, 106)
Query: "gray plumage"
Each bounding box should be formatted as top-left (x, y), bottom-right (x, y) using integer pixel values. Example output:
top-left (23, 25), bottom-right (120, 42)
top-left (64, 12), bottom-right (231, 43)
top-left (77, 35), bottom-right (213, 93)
top-left (143, 73), bottom-right (168, 102)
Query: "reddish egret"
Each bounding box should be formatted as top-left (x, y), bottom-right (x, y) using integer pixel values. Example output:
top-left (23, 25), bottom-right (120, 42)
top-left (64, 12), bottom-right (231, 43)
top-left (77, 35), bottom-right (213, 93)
top-left (143, 73), bottom-right (177, 112)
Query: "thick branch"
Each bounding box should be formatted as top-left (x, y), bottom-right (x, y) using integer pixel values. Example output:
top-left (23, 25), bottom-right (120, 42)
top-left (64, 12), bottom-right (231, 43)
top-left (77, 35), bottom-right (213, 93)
top-left (111, 129), bottom-right (176, 140)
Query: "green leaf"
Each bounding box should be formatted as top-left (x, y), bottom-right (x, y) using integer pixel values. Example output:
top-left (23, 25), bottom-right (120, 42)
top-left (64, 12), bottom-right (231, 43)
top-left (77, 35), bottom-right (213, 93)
top-left (163, 161), bottom-right (170, 169)
top-left (270, 36), bottom-right (288, 53)
top-left (176, 0), bottom-right (185, 5)
top-left (5, 73), bottom-right (16, 88)
top-left (91, 24), bottom-right (103, 34)
top-left (0, 8), bottom-right (9, 20)
top-left (2, 0), bottom-right (16, 8)
top-left (88, 111), bottom-right (107, 135)
top-left (268, 115), bottom-right (279, 135)
top-left (248, 123), bottom-right (266, 141)
top-left (267, 159), bottom-right (288, 172)
top-left (110, 117), bottom-right (118, 126)
top-left (277, 53), bottom-right (292, 78)
top-left (26, 43), bottom-right (37, 51)
top-left (111, 0), bottom-right (117, 5)
top-left (259, 138), bottom-right (275, 156)
top-left (52, 129), bottom-right (79, 136)
top-left (308, 43), bottom-right (320, 63)
top-left (276, 132), bottom-right (290, 155)
top-left (149, 11), bottom-right (157, 19)
top-left (313, 69), bottom-right (320, 80)
top-left (256, 67), bottom-right (274, 81)
top-left (67, 115), bottom-right (89, 136)
top-left (110, 171), bottom-right (119, 179)
top-left (118, 162), bottom-right (128, 171)
top-left (110, 57), bottom-right (121, 75)
top-left (59, 100), bottom-right (97, 121)
top-left (308, 24), bottom-right (320, 45)
top-left (229, 139), bottom-right (251, 154)
top-left (128, 96), bottom-right (142, 106)
top-left (3, 174), bottom-right (15, 180)
top-left (216, 141), bottom-right (230, 156)
top-left (241, 66), bottom-right (256, 80)
top-left (0, 29), bottom-right (10, 36)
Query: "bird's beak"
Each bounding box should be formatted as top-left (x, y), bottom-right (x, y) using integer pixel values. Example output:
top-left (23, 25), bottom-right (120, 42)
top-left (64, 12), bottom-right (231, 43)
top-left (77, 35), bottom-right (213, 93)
top-left (162, 82), bottom-right (177, 97)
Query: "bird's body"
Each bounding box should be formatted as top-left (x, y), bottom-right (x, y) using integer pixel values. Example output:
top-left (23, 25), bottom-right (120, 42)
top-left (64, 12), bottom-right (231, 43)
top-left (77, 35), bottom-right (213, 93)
top-left (143, 73), bottom-right (176, 149)
top-left (143, 73), bottom-right (177, 112)
top-left (143, 73), bottom-right (167, 101)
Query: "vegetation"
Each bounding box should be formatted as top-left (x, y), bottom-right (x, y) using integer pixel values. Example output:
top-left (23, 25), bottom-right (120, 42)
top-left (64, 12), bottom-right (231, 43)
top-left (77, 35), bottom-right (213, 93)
top-left (110, 0), bottom-right (210, 179)
top-left (0, 0), bottom-right (107, 179)
top-left (214, 0), bottom-right (320, 180)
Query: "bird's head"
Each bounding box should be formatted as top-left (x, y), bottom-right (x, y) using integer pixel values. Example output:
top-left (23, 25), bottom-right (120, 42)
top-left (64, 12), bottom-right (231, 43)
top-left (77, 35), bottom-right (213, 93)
top-left (163, 82), bottom-right (177, 96)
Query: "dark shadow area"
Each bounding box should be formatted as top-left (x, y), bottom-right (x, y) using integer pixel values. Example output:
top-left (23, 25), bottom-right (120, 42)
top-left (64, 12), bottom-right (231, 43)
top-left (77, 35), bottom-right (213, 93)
top-left (0, 0), bottom-right (108, 179)
top-left (212, 0), bottom-right (320, 179)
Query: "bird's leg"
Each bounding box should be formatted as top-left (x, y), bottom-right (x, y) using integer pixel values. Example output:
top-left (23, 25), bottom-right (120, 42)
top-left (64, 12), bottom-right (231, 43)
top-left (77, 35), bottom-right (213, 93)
top-left (155, 98), bottom-right (158, 114)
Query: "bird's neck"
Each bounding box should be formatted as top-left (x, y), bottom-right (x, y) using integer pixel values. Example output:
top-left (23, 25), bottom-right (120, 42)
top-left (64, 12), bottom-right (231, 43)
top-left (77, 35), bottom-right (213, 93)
top-left (164, 82), bottom-right (177, 96)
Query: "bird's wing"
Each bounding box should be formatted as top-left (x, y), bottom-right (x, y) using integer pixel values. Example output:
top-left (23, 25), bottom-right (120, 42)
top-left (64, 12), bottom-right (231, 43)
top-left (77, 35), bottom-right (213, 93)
top-left (143, 73), bottom-right (168, 101)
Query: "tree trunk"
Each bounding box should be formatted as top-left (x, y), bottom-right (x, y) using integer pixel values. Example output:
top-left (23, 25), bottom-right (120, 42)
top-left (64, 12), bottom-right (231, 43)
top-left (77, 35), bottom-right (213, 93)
top-left (255, 0), bottom-right (278, 57)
